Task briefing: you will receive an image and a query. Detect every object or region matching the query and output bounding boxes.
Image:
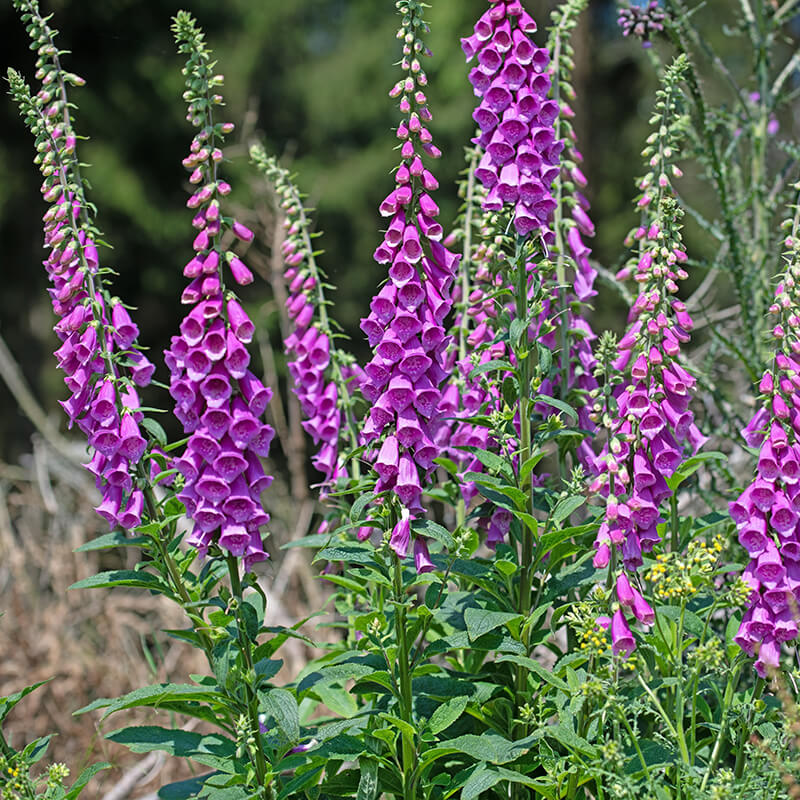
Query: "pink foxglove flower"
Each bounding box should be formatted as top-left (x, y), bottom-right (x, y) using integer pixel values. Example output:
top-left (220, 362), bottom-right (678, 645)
top-left (167, 15), bottom-right (272, 571)
top-left (358, 1), bottom-right (461, 563)
top-left (732, 236), bottom-right (800, 677)
top-left (10, 9), bottom-right (155, 533)
top-left (590, 61), bottom-right (703, 606)
top-left (463, 1), bottom-right (559, 238)
top-left (251, 148), bottom-right (359, 494)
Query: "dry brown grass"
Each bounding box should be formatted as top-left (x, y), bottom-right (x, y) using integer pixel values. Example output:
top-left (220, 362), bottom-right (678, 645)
top-left (0, 437), bottom-right (325, 800)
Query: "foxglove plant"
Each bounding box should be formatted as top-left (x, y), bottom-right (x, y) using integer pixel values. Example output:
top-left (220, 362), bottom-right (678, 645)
top-left (732, 204), bottom-right (800, 677)
top-left (590, 56), bottom-right (705, 652)
top-left (360, 0), bottom-right (460, 567)
top-left (8, 0), bottom-right (155, 534)
top-left (166, 14), bottom-right (274, 570)
top-left (250, 147), bottom-right (361, 494)
top-left (462, 0), bottom-right (560, 239)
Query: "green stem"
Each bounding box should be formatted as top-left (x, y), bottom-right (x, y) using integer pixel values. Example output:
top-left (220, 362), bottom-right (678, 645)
top-left (734, 677), bottom-right (764, 779)
top-left (226, 555), bottom-right (271, 797)
top-left (393, 556), bottom-right (416, 800)
top-left (699, 662), bottom-right (741, 791)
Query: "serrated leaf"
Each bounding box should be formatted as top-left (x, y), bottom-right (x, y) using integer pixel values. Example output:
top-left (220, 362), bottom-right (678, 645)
top-left (412, 518), bottom-right (455, 550)
top-left (550, 495), bottom-right (585, 525)
top-left (458, 447), bottom-right (514, 481)
top-left (655, 605), bottom-right (705, 638)
top-left (356, 759), bottom-right (379, 800)
top-left (157, 772), bottom-right (216, 800)
top-left (141, 417), bottom-right (168, 447)
top-left (315, 544), bottom-right (377, 566)
top-left (75, 531), bottom-right (149, 551)
top-left (64, 762), bottom-right (111, 800)
top-left (69, 570), bottom-right (169, 593)
top-left (0, 680), bottom-right (50, 723)
top-left (468, 359), bottom-right (514, 379)
top-left (74, 683), bottom-right (225, 719)
top-left (350, 491), bottom-right (376, 522)
top-left (429, 695), bottom-right (468, 735)
top-left (465, 608), bottom-right (522, 642)
top-left (260, 688), bottom-right (299, 744)
top-left (106, 727), bottom-right (237, 772)
top-left (532, 394), bottom-right (578, 423)
top-left (496, 655), bottom-right (569, 692)
top-left (666, 451), bottom-right (726, 490)
top-left (461, 764), bottom-right (502, 800)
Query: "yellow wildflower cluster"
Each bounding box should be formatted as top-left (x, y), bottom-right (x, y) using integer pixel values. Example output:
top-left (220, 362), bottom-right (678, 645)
top-left (1, 765), bottom-right (25, 800)
top-left (645, 534), bottom-right (724, 600)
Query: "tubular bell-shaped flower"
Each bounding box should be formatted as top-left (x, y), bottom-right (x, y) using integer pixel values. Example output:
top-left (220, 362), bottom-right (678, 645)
top-left (589, 56), bottom-right (703, 650)
top-left (462, 0), bottom-right (559, 238)
top-left (359, 0), bottom-right (460, 562)
top-left (9, 0), bottom-right (157, 532)
top-left (732, 207), bottom-right (800, 678)
top-left (166, 14), bottom-right (273, 570)
top-left (250, 147), bottom-right (361, 495)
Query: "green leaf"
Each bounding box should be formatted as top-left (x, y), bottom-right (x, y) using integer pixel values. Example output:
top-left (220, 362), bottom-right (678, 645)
top-left (428, 732), bottom-right (538, 766)
top-left (461, 764), bottom-right (502, 800)
top-left (64, 763), bottom-right (111, 800)
top-left (532, 394), bottom-right (578, 423)
top-left (69, 570), bottom-right (169, 593)
top-left (0, 680), bottom-right (50, 723)
top-left (429, 695), bottom-right (468, 735)
top-left (106, 727), bottom-right (237, 772)
top-left (655, 605), bottom-right (705, 638)
top-left (74, 683), bottom-right (226, 719)
top-left (464, 608), bottom-right (522, 642)
top-left (510, 318), bottom-right (526, 348)
top-left (379, 714), bottom-right (416, 740)
top-left (468, 359), bottom-right (514, 379)
top-left (666, 451), bottom-right (726, 490)
top-left (141, 417), bottom-right (168, 447)
top-left (75, 531), bottom-right (149, 551)
top-left (625, 740), bottom-right (676, 773)
top-left (412, 519), bottom-right (455, 550)
top-left (356, 759), bottom-right (379, 800)
top-left (459, 447), bottom-right (514, 481)
top-left (276, 767), bottom-right (324, 800)
top-left (350, 491), bottom-right (376, 522)
top-left (157, 772), bottom-right (216, 800)
top-left (550, 496), bottom-right (585, 525)
top-left (496, 655), bottom-right (569, 693)
top-left (260, 688), bottom-right (300, 744)
top-left (315, 544), bottom-right (377, 566)
top-left (315, 683), bottom-right (358, 719)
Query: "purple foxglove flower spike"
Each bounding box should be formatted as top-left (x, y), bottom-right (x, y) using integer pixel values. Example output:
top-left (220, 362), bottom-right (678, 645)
top-left (251, 147), bottom-right (362, 496)
top-left (10, 9), bottom-right (156, 534)
top-left (357, 1), bottom-right (462, 566)
top-left (732, 229), bottom-right (800, 674)
top-left (167, 16), bottom-right (273, 568)
top-left (590, 59), bottom-right (702, 578)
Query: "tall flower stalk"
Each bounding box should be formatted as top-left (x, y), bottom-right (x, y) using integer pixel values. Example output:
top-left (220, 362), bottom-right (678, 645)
top-left (250, 147), bottom-right (361, 492)
top-left (589, 56), bottom-right (705, 655)
top-left (360, 0), bottom-right (460, 571)
top-left (732, 194), bottom-right (800, 677)
top-left (165, 14), bottom-right (275, 573)
top-left (8, 0), bottom-right (155, 533)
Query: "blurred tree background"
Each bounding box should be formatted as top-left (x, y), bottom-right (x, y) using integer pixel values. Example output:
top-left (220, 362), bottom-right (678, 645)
top-left (0, 0), bottom-right (795, 463)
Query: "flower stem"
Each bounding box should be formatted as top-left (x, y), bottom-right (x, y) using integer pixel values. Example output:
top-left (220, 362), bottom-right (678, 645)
top-left (392, 555), bottom-right (416, 800)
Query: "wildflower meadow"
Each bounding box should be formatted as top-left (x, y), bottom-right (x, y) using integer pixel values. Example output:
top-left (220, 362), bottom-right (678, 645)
top-left (1, 0), bottom-right (800, 798)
